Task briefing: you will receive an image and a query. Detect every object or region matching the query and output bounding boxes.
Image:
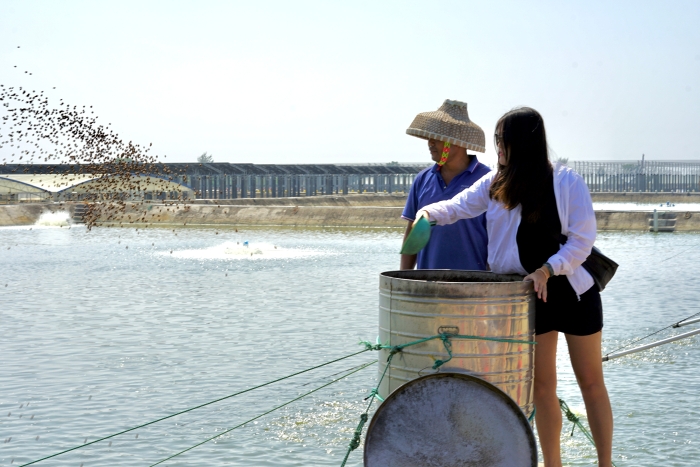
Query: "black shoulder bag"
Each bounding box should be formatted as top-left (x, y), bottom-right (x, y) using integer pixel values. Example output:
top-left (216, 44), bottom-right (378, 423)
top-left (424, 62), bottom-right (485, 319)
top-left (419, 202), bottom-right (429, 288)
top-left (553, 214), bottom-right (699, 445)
top-left (558, 233), bottom-right (618, 292)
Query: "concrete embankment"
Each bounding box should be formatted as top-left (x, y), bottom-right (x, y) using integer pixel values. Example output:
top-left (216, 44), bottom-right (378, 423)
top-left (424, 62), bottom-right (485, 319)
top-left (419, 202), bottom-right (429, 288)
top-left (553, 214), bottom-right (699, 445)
top-left (2, 193), bottom-right (700, 230)
top-left (0, 203), bottom-right (55, 226)
top-left (594, 210), bottom-right (690, 230)
top-left (589, 192), bottom-right (700, 203)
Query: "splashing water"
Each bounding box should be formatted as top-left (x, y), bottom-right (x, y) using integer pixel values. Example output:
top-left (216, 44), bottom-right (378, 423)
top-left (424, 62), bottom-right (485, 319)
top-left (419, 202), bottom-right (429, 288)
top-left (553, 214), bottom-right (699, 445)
top-left (34, 211), bottom-right (71, 227)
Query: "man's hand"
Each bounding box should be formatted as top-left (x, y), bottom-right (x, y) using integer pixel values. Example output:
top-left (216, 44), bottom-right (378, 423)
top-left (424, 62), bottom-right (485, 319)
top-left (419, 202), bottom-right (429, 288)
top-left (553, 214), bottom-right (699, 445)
top-left (400, 221), bottom-right (417, 270)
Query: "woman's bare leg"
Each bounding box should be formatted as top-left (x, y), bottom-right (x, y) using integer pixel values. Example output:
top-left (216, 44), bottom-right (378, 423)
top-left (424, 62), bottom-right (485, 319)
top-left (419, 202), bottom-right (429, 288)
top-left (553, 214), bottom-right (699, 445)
top-left (534, 331), bottom-right (562, 467)
top-left (566, 332), bottom-right (613, 467)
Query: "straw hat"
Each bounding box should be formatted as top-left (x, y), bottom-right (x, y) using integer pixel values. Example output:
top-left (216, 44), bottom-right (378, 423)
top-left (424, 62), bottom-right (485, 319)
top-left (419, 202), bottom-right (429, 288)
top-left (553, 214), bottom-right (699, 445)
top-left (406, 99), bottom-right (486, 153)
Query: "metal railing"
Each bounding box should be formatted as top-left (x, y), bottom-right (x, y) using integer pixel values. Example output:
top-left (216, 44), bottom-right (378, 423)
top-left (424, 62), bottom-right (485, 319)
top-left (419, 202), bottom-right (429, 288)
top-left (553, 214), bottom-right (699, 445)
top-left (573, 160), bottom-right (700, 193)
top-left (5, 160), bottom-right (700, 199)
top-left (1, 163), bottom-right (431, 200)
top-left (183, 173), bottom-right (421, 199)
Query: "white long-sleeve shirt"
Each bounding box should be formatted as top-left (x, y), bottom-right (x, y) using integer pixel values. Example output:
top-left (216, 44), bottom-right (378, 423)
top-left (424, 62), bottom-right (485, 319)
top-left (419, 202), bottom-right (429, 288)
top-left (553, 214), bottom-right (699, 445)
top-left (422, 162), bottom-right (595, 296)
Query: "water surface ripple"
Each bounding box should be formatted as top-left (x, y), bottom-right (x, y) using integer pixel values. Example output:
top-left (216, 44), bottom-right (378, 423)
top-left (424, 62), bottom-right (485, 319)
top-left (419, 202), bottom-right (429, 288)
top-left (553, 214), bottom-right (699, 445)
top-left (1, 225), bottom-right (699, 466)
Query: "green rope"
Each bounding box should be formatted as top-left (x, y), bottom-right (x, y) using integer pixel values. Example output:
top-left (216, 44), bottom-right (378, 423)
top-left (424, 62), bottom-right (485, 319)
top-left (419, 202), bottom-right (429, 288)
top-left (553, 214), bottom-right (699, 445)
top-left (433, 333), bottom-right (454, 368)
top-left (344, 414), bottom-right (368, 457)
top-left (559, 398), bottom-right (617, 467)
top-left (18, 348), bottom-right (372, 467)
top-left (340, 353), bottom-right (394, 467)
top-left (559, 399), bottom-right (595, 442)
top-left (361, 332), bottom-right (536, 371)
top-left (341, 333), bottom-right (537, 466)
top-left (361, 332), bottom-right (536, 355)
top-left (528, 406), bottom-right (536, 423)
top-left (150, 360), bottom-right (377, 466)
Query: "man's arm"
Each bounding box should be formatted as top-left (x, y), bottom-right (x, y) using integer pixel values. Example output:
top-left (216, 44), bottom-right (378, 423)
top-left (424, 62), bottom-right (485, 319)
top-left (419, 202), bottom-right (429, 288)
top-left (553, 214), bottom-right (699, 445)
top-left (399, 221), bottom-right (417, 269)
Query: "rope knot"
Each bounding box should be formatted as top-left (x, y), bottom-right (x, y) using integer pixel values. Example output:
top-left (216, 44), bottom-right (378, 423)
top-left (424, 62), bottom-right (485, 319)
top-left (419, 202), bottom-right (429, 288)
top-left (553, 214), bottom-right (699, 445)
top-left (364, 388), bottom-right (377, 401)
top-left (360, 341), bottom-right (382, 351)
top-left (348, 413), bottom-right (368, 451)
top-left (432, 333), bottom-right (454, 369)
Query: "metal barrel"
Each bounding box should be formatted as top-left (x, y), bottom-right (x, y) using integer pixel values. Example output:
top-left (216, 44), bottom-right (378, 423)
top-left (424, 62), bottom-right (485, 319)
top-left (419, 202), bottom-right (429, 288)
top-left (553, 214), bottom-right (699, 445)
top-left (378, 270), bottom-right (535, 416)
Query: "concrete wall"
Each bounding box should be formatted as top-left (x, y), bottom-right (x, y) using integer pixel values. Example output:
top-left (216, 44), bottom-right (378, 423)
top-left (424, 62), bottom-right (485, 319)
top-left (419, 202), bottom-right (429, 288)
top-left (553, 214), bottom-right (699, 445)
top-left (171, 204), bottom-right (405, 228)
top-left (590, 192), bottom-right (700, 203)
top-left (188, 193), bottom-right (408, 207)
top-left (595, 210), bottom-right (700, 231)
top-left (0, 203), bottom-right (57, 226)
top-left (0, 195), bottom-right (408, 227)
top-left (2, 196), bottom-right (700, 231)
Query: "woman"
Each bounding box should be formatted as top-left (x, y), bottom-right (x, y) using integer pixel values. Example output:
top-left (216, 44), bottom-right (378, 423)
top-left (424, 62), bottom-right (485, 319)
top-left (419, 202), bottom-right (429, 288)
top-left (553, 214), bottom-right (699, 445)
top-left (415, 107), bottom-right (613, 467)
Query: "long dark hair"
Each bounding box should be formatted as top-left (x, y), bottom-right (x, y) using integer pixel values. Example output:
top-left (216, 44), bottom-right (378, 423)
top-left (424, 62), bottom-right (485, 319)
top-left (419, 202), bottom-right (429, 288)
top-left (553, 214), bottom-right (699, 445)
top-left (489, 107), bottom-right (552, 222)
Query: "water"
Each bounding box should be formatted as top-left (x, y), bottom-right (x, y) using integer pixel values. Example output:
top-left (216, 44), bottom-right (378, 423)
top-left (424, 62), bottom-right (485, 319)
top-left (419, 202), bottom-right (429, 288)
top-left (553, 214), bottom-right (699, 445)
top-left (1, 222), bottom-right (700, 466)
top-left (34, 211), bottom-right (71, 227)
top-left (593, 202), bottom-right (700, 212)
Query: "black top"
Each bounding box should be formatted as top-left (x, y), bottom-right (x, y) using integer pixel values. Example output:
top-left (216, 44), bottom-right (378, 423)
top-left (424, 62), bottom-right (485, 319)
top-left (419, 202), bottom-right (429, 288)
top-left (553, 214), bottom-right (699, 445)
top-left (516, 172), bottom-right (561, 274)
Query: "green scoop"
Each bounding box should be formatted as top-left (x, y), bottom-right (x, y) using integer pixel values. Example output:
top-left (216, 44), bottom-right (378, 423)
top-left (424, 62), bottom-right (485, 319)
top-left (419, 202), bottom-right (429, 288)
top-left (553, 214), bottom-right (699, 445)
top-left (400, 217), bottom-right (436, 255)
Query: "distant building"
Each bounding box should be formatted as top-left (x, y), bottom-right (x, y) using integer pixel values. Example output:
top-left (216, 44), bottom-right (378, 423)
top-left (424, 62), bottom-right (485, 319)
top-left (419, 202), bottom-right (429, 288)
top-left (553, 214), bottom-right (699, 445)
top-left (0, 173), bottom-right (194, 203)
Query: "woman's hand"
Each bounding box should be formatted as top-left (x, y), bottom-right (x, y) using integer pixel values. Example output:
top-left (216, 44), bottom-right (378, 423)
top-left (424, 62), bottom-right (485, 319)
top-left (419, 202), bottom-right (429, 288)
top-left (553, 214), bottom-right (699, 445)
top-left (524, 268), bottom-right (549, 302)
top-left (413, 210), bottom-right (430, 228)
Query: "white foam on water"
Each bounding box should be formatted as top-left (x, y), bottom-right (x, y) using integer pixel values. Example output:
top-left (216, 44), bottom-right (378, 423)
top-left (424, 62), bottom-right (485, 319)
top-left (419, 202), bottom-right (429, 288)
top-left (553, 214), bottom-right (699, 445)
top-left (165, 241), bottom-right (329, 261)
top-left (35, 211), bottom-right (72, 227)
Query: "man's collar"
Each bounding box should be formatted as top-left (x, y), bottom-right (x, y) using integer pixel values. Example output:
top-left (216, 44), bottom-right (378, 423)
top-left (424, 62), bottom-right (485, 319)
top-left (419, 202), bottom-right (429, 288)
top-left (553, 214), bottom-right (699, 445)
top-left (466, 154), bottom-right (480, 173)
top-left (430, 155), bottom-right (480, 175)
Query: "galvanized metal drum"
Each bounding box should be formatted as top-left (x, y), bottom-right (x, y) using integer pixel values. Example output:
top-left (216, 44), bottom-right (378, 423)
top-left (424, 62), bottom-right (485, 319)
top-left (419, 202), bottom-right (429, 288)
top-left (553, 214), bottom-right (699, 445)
top-left (378, 270), bottom-right (535, 417)
top-left (364, 373), bottom-right (537, 467)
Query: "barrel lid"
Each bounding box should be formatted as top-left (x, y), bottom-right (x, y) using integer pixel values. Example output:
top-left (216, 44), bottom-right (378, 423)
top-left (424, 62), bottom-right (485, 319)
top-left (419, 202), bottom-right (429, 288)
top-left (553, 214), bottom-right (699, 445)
top-left (364, 372), bottom-right (537, 467)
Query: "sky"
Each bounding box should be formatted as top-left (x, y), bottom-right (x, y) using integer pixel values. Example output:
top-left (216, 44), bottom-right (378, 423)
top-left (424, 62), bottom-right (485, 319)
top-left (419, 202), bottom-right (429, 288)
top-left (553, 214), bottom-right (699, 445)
top-left (1, 0), bottom-right (698, 167)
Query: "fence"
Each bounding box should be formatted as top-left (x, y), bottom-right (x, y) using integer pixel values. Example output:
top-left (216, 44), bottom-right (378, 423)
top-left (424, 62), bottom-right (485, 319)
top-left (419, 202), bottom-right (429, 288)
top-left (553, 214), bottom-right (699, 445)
top-left (0, 163), bottom-right (431, 201)
top-left (163, 163), bottom-right (430, 199)
top-left (5, 160), bottom-right (700, 199)
top-left (573, 160), bottom-right (700, 193)
top-left (181, 173), bottom-right (420, 199)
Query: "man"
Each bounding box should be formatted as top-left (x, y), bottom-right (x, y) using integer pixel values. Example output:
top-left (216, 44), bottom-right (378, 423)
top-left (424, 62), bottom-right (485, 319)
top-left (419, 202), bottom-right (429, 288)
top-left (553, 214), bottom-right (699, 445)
top-left (401, 99), bottom-right (490, 270)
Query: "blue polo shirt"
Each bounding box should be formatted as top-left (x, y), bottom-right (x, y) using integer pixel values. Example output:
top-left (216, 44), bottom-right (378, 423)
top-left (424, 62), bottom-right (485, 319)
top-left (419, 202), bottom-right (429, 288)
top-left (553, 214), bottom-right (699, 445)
top-left (402, 157), bottom-right (491, 270)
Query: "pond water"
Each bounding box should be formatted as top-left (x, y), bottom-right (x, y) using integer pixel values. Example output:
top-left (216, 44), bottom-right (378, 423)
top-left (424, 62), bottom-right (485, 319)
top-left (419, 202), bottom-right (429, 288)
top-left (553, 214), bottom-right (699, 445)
top-left (1, 221), bottom-right (699, 466)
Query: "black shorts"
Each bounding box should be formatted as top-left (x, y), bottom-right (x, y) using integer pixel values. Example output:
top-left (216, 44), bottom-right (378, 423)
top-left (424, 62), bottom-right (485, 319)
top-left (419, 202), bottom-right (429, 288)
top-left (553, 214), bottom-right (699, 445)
top-left (535, 275), bottom-right (603, 336)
